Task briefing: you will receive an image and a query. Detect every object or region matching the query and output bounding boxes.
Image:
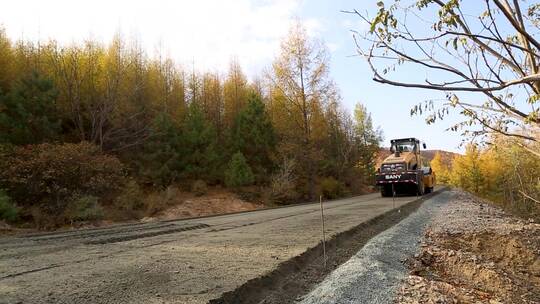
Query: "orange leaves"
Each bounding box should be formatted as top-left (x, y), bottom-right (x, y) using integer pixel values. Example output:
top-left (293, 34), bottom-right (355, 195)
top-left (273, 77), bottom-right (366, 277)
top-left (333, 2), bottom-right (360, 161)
top-left (0, 142), bottom-right (125, 208)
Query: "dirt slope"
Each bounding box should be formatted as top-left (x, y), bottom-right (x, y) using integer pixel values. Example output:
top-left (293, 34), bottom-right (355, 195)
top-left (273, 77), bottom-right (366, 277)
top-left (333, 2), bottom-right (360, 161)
top-left (150, 191), bottom-right (263, 221)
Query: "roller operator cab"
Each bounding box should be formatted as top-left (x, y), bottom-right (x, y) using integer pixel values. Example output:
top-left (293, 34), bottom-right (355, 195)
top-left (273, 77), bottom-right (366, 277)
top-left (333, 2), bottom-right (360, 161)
top-left (375, 138), bottom-right (436, 197)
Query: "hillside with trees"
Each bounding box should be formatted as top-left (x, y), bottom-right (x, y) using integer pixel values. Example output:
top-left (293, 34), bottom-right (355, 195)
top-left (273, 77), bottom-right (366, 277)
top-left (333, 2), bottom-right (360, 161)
top-left (0, 23), bottom-right (382, 229)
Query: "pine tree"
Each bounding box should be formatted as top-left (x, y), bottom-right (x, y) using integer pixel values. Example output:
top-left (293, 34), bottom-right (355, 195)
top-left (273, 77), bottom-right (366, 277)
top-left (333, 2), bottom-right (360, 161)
top-left (137, 113), bottom-right (183, 187)
top-left (0, 71), bottom-right (60, 145)
top-left (225, 152), bottom-right (254, 187)
top-left (229, 93), bottom-right (276, 181)
top-left (180, 102), bottom-right (220, 181)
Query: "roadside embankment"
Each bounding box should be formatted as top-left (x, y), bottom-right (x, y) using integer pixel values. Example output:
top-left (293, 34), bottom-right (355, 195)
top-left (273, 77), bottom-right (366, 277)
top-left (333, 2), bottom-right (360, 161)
top-left (397, 190), bottom-right (540, 303)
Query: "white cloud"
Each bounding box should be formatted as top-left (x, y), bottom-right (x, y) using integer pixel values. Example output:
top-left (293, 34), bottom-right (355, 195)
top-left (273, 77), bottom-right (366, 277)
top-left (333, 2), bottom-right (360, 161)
top-left (0, 0), bottom-right (321, 77)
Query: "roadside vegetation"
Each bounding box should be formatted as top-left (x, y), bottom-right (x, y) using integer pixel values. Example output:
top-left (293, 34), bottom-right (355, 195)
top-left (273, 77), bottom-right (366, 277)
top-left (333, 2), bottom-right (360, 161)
top-left (0, 23), bottom-right (382, 229)
top-left (431, 139), bottom-right (540, 220)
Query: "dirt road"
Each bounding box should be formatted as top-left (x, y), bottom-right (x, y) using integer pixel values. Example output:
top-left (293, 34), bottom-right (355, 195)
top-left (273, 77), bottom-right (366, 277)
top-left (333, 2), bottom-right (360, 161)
top-left (0, 191), bottom-right (439, 304)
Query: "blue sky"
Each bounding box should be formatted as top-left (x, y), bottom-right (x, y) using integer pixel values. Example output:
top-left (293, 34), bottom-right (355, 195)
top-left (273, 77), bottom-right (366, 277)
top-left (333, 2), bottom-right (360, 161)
top-left (0, 0), bottom-right (467, 152)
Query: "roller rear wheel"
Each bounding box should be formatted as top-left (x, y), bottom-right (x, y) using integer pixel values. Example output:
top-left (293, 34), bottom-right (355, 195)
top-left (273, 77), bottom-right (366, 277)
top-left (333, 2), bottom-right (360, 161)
top-left (380, 185), bottom-right (393, 197)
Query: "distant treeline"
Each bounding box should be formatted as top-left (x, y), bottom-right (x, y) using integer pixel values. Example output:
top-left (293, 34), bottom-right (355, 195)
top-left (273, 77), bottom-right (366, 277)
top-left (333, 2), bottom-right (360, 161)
top-left (0, 24), bottom-right (382, 227)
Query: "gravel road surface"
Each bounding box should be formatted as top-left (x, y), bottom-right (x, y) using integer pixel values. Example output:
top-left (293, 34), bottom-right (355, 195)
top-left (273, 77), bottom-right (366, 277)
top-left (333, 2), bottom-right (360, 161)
top-left (298, 190), bottom-right (451, 304)
top-left (0, 191), bottom-right (432, 304)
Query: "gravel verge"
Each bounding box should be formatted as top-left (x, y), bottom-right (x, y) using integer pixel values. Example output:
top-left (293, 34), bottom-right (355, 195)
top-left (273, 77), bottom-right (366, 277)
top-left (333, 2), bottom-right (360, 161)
top-left (296, 190), bottom-right (451, 304)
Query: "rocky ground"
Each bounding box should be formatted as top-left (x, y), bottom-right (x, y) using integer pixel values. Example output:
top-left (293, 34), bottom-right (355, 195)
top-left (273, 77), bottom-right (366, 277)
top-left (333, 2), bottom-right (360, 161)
top-left (397, 190), bottom-right (540, 304)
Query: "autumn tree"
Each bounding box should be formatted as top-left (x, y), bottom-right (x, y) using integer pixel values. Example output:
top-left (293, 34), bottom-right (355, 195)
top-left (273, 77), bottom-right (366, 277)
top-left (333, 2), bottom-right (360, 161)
top-left (0, 24), bottom-right (390, 218)
top-left (450, 144), bottom-right (484, 193)
top-left (494, 143), bottom-right (540, 214)
top-left (223, 59), bottom-right (248, 128)
top-left (321, 100), bottom-right (352, 181)
top-left (268, 22), bottom-right (335, 199)
top-left (430, 152), bottom-right (451, 184)
top-left (352, 0), bottom-right (540, 155)
top-left (320, 100), bottom-right (381, 191)
top-left (0, 28), bottom-right (15, 92)
top-left (445, 138), bottom-right (539, 218)
top-left (201, 72), bottom-right (223, 133)
top-left (186, 66), bottom-right (201, 106)
top-left (353, 103), bottom-right (383, 185)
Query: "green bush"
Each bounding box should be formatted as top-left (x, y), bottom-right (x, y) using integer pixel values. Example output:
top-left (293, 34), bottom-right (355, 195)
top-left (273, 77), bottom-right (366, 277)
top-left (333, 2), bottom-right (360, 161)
top-left (0, 190), bottom-right (18, 222)
top-left (64, 195), bottom-right (104, 222)
top-left (191, 180), bottom-right (208, 196)
top-left (320, 177), bottom-right (345, 199)
top-left (225, 152), bottom-right (254, 188)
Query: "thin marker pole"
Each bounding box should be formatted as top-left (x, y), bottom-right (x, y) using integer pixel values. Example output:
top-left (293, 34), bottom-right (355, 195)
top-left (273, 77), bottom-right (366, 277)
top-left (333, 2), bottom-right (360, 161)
top-left (392, 183), bottom-right (395, 209)
top-left (416, 172), bottom-right (419, 199)
top-left (320, 195), bottom-right (327, 268)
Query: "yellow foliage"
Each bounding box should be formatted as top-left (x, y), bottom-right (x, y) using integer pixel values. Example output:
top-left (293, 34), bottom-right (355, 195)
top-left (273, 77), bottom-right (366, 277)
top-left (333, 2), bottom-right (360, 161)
top-left (450, 144), bottom-right (483, 193)
top-left (223, 59), bottom-right (248, 128)
top-left (430, 152), bottom-right (451, 184)
top-left (446, 139), bottom-right (539, 218)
